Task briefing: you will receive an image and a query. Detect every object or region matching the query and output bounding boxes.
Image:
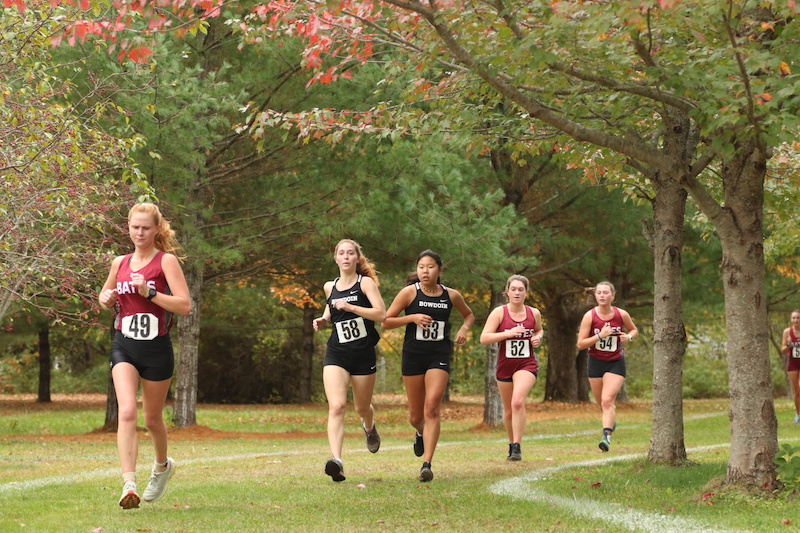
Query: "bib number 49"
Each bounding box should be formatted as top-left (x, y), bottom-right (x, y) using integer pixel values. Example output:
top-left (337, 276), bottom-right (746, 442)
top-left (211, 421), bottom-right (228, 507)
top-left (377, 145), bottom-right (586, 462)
top-left (121, 313), bottom-right (159, 341)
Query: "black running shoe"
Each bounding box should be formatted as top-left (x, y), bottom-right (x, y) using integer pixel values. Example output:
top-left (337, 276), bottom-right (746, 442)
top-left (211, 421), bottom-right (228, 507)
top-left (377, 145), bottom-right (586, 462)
top-left (364, 424), bottom-right (381, 453)
top-left (325, 458), bottom-right (346, 482)
top-left (508, 442), bottom-right (521, 461)
top-left (418, 462), bottom-right (433, 482)
top-left (413, 432), bottom-right (424, 457)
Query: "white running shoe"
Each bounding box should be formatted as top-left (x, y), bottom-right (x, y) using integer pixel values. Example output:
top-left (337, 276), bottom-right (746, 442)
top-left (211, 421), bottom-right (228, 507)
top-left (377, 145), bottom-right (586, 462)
top-left (119, 481), bottom-right (140, 509)
top-left (142, 458), bottom-right (176, 503)
top-left (793, 413), bottom-right (800, 424)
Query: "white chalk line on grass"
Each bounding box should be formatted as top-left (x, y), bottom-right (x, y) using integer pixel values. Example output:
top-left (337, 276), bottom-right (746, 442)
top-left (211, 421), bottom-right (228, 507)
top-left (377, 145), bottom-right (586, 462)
top-left (1, 405), bottom-right (789, 533)
top-left (0, 410), bottom-right (730, 495)
top-left (488, 440), bottom-right (800, 533)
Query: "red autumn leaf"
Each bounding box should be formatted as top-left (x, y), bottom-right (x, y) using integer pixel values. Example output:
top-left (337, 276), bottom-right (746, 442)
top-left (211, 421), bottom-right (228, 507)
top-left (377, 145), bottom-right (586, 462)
top-left (702, 493), bottom-right (714, 501)
top-left (591, 482), bottom-right (602, 488)
top-left (761, 93), bottom-right (773, 102)
top-left (573, 477), bottom-right (584, 481)
top-left (128, 46), bottom-right (153, 64)
top-left (3, 0), bottom-right (26, 12)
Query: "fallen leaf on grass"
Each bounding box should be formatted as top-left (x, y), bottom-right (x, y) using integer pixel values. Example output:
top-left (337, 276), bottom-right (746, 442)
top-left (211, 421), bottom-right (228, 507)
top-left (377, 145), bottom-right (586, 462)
top-left (573, 477), bottom-right (584, 481)
top-left (591, 482), bottom-right (602, 489)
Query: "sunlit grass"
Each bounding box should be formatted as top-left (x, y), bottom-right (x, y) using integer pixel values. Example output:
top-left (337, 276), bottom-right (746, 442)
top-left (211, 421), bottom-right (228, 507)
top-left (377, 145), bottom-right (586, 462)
top-left (0, 396), bottom-right (798, 532)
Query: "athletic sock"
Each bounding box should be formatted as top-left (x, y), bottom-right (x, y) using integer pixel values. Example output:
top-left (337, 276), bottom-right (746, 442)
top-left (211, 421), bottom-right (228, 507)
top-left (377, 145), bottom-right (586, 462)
top-left (603, 427), bottom-right (614, 436)
top-left (122, 472), bottom-right (136, 484)
top-left (153, 459), bottom-right (169, 473)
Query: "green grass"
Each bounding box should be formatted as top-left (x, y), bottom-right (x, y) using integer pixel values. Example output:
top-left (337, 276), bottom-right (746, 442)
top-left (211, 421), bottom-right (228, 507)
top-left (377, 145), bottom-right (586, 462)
top-left (1, 396), bottom-right (799, 532)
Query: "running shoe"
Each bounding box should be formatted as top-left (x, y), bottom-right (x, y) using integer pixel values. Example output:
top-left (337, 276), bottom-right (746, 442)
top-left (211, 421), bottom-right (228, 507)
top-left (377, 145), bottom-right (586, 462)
top-left (364, 423), bottom-right (381, 453)
top-left (508, 442), bottom-right (522, 461)
top-left (599, 433), bottom-right (611, 452)
top-left (118, 481), bottom-right (140, 509)
top-left (419, 462), bottom-right (433, 482)
top-left (413, 432), bottom-right (424, 457)
top-left (325, 458), bottom-right (346, 482)
top-left (142, 457), bottom-right (176, 503)
top-left (794, 413), bottom-right (800, 424)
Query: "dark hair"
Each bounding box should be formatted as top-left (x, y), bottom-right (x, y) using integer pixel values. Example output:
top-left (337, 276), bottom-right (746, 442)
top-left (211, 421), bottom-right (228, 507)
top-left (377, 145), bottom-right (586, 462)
top-left (417, 249), bottom-right (442, 268)
top-left (405, 271), bottom-right (419, 286)
top-left (416, 249), bottom-right (442, 285)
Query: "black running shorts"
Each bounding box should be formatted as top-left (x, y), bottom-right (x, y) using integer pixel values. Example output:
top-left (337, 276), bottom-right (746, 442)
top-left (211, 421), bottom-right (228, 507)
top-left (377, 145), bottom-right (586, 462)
top-left (110, 330), bottom-right (175, 381)
top-left (587, 356), bottom-right (626, 379)
top-left (324, 347), bottom-right (377, 376)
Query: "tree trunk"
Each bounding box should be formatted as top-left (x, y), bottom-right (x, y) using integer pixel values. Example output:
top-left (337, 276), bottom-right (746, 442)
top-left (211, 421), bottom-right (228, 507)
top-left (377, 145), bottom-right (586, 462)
top-left (173, 262), bottom-right (203, 428)
top-left (482, 289), bottom-right (503, 426)
top-left (104, 371), bottom-right (119, 431)
top-left (36, 323), bottom-right (51, 403)
top-left (298, 302), bottom-right (315, 403)
top-left (543, 291), bottom-right (583, 402)
top-left (648, 172), bottom-right (688, 464)
top-left (104, 319), bottom-right (118, 430)
top-left (683, 140), bottom-right (777, 488)
top-left (483, 342), bottom-right (502, 425)
top-left (575, 349), bottom-right (589, 401)
top-left (718, 146), bottom-right (776, 489)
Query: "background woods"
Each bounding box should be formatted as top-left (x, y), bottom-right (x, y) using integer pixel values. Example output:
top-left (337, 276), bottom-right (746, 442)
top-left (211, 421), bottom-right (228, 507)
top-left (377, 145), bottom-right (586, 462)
top-left (2, 0), bottom-right (800, 494)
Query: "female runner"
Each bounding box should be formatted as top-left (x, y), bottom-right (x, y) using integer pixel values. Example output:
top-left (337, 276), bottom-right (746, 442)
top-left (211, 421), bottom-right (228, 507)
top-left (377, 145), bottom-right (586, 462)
top-left (383, 250), bottom-right (474, 481)
top-left (576, 281), bottom-right (637, 452)
top-left (781, 310), bottom-right (800, 424)
top-left (313, 239), bottom-right (386, 482)
top-left (480, 275), bottom-right (543, 461)
top-left (99, 203), bottom-right (191, 508)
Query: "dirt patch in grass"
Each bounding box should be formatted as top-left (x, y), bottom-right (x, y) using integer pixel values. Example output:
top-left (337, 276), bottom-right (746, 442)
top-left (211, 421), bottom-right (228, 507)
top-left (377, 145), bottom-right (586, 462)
top-left (0, 393), bottom-right (645, 443)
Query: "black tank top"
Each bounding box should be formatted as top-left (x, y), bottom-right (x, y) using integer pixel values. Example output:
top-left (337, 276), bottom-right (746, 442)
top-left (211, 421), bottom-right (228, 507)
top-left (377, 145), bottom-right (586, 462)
top-left (402, 283), bottom-right (453, 357)
top-left (326, 275), bottom-right (380, 353)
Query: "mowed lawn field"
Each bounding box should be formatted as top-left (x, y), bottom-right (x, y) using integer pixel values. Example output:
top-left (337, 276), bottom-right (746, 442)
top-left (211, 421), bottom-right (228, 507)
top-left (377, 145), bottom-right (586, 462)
top-left (1, 394), bottom-right (799, 533)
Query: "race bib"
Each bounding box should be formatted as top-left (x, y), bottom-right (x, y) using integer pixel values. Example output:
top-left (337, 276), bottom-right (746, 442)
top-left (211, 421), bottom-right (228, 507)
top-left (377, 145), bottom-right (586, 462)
top-left (595, 334), bottom-right (618, 352)
top-left (335, 316), bottom-right (368, 343)
top-left (505, 339), bottom-right (531, 358)
top-left (416, 320), bottom-right (445, 341)
top-left (121, 313), bottom-right (159, 341)
top-left (792, 346), bottom-right (800, 359)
